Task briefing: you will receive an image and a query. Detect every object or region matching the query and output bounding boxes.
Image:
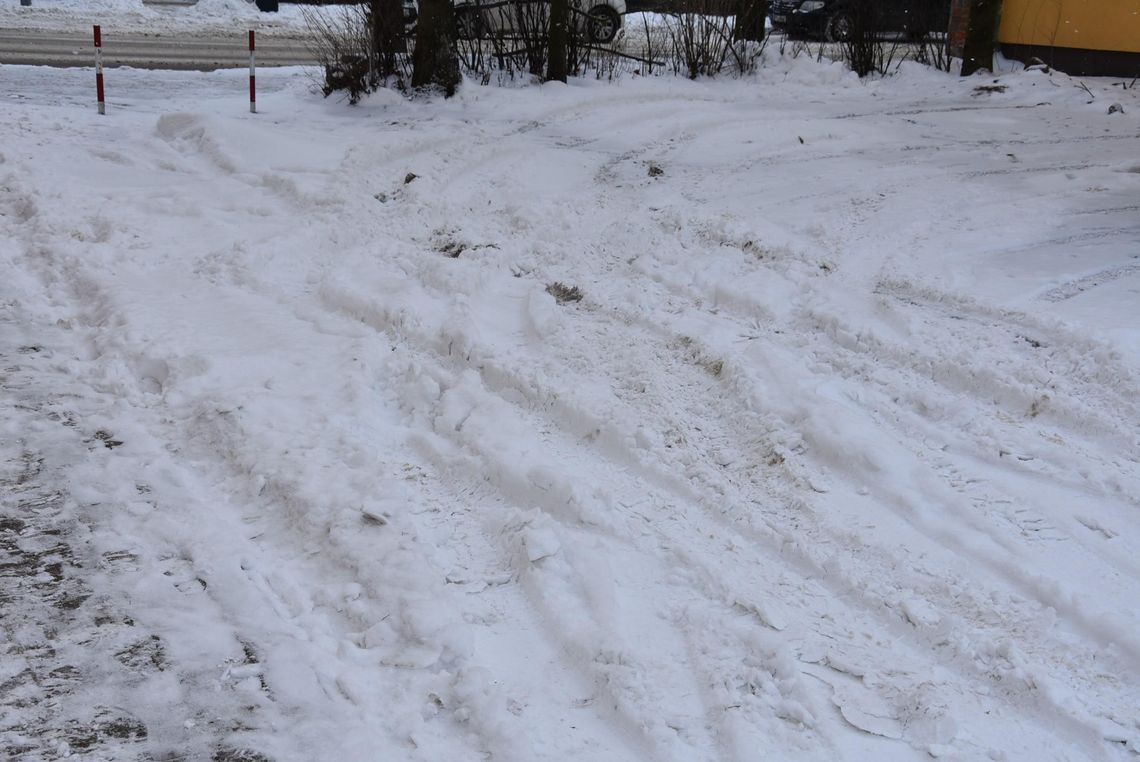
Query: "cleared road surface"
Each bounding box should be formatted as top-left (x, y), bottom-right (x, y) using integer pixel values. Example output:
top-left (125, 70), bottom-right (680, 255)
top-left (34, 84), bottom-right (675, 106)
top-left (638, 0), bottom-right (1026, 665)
top-left (0, 28), bottom-right (317, 69)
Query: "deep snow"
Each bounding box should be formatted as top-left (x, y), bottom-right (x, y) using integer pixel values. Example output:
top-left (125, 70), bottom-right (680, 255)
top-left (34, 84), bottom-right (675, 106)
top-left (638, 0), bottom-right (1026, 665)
top-left (2, 44), bottom-right (1140, 762)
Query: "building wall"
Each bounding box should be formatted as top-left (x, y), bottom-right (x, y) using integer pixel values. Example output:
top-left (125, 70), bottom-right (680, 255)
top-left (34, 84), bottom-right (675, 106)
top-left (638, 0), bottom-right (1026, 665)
top-left (997, 0), bottom-right (1140, 54)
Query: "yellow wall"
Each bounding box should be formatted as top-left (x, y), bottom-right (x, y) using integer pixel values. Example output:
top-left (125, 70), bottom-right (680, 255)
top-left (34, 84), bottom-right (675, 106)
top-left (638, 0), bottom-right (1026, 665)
top-left (998, 0), bottom-right (1140, 53)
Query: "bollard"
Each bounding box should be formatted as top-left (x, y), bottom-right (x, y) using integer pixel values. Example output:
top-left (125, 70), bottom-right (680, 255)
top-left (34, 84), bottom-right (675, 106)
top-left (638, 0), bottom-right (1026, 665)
top-left (94, 25), bottom-right (105, 115)
top-left (249, 30), bottom-right (256, 114)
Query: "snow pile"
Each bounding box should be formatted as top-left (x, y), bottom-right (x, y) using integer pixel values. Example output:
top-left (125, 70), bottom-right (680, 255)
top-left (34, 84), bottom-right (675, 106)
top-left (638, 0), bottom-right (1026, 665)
top-left (0, 0), bottom-right (310, 35)
top-left (2, 60), bottom-right (1139, 761)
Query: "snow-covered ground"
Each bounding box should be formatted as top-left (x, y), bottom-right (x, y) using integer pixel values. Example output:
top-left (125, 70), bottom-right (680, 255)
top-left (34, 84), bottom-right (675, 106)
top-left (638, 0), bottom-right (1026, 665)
top-left (0, 0), bottom-right (310, 35)
top-left (3, 46), bottom-right (1140, 762)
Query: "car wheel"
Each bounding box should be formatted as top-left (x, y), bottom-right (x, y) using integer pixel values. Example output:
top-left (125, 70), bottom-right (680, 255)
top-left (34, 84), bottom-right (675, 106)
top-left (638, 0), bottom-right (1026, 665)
top-left (455, 8), bottom-right (481, 40)
top-left (824, 11), bottom-right (852, 42)
top-left (587, 5), bottom-right (621, 44)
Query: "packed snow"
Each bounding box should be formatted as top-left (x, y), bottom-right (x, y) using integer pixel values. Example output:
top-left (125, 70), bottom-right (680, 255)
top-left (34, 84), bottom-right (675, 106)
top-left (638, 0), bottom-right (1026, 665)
top-left (2, 37), bottom-right (1140, 762)
top-left (0, 0), bottom-right (310, 36)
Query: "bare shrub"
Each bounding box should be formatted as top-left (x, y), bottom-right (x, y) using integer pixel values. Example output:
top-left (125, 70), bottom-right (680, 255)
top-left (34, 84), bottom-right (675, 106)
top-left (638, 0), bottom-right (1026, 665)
top-left (455, 0), bottom-right (642, 84)
top-left (775, 31), bottom-right (827, 64)
top-left (910, 31), bottom-right (952, 71)
top-left (657, 0), bottom-right (769, 78)
top-left (573, 35), bottom-right (641, 81)
top-left (836, 0), bottom-right (905, 77)
top-left (837, 0), bottom-right (877, 76)
top-left (506, 0), bottom-right (553, 78)
top-left (454, 0), bottom-right (550, 81)
top-left (304, 3), bottom-right (413, 103)
top-left (636, 12), bottom-right (667, 74)
top-left (661, 4), bottom-right (736, 78)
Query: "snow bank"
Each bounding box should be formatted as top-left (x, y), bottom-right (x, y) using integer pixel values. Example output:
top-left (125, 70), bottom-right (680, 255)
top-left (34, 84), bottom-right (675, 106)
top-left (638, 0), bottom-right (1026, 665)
top-left (0, 0), bottom-right (310, 34)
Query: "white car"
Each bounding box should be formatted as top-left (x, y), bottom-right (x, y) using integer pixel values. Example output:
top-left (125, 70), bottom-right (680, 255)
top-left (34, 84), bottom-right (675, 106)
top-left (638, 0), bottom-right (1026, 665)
top-left (454, 0), bottom-right (625, 43)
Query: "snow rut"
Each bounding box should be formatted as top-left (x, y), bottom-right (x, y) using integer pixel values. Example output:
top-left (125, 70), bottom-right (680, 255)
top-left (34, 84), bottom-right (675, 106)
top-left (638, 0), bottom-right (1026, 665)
top-left (294, 90), bottom-right (1140, 757)
top-left (6, 61), bottom-right (1139, 762)
top-left (316, 249), bottom-right (1131, 757)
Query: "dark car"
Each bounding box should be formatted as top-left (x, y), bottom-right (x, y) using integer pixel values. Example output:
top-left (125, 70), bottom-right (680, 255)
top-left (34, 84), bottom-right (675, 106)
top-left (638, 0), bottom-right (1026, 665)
top-left (769, 0), bottom-right (949, 42)
top-left (253, 0), bottom-right (417, 24)
top-left (624, 0), bottom-right (736, 13)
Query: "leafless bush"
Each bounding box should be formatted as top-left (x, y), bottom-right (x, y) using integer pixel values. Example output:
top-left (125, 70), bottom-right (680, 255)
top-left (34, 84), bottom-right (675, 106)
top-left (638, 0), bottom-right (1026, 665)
top-left (453, 0), bottom-right (549, 81)
top-left (635, 13), bottom-right (667, 74)
top-left (900, 0), bottom-right (952, 71)
top-left (837, 0), bottom-right (876, 76)
top-left (508, 0), bottom-right (553, 78)
top-left (774, 31), bottom-right (827, 63)
top-left (661, 5), bottom-right (735, 78)
top-left (574, 34), bottom-right (640, 81)
top-left (304, 3), bottom-right (412, 103)
top-left (656, 0), bottom-right (768, 78)
top-left (455, 1), bottom-right (640, 83)
top-left (837, 0), bottom-right (905, 77)
top-left (729, 37), bottom-right (769, 75)
top-left (909, 32), bottom-right (951, 71)
top-left (869, 36), bottom-right (906, 77)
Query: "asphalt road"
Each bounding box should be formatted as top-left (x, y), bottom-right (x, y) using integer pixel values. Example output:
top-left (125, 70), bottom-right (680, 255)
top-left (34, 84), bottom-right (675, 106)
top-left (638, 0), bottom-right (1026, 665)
top-left (0, 28), bottom-right (318, 70)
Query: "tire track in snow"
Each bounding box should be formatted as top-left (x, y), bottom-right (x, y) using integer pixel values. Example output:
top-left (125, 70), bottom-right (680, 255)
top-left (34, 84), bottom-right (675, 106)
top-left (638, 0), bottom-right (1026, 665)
top-left (2, 165), bottom-right (274, 758)
top-left (587, 194), bottom-right (1140, 691)
top-left (797, 283), bottom-right (1140, 607)
top-left (341, 90), bottom-right (742, 189)
top-left (605, 294), bottom-right (1140, 755)
top-left (585, 96), bottom-right (1134, 752)
top-left (317, 264), bottom-right (1132, 758)
top-left (863, 280), bottom-right (1140, 481)
top-left (325, 101), bottom-right (1140, 756)
top-left (3, 143), bottom-right (525, 760)
top-left (317, 282), bottom-right (716, 761)
top-left (1037, 263), bottom-right (1140, 303)
top-left (595, 228), bottom-right (1140, 749)
top-left (174, 402), bottom-right (531, 761)
top-left (311, 246), bottom-right (896, 757)
top-left (326, 98), bottom-right (1135, 752)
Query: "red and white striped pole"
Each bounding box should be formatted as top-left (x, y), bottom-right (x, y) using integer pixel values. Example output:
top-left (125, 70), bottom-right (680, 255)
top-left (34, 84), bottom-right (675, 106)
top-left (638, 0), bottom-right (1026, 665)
top-left (93, 25), bottom-right (105, 115)
top-left (248, 30), bottom-right (256, 114)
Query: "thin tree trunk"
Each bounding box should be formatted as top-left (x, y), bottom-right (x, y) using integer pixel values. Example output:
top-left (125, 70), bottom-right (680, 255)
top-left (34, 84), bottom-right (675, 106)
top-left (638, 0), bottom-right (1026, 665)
top-left (960, 0), bottom-right (1001, 76)
top-left (733, 0), bottom-right (768, 43)
top-left (371, 0), bottom-right (406, 77)
top-left (547, 0), bottom-right (569, 81)
top-left (412, 0), bottom-right (461, 95)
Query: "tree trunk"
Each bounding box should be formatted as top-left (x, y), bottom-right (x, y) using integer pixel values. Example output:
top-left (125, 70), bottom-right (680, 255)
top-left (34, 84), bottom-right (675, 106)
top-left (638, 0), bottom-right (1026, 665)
top-left (371, 0), bottom-right (406, 78)
top-left (547, 0), bottom-right (569, 82)
top-left (412, 0), bottom-right (461, 95)
top-left (733, 0), bottom-right (768, 43)
top-left (960, 0), bottom-right (1001, 76)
